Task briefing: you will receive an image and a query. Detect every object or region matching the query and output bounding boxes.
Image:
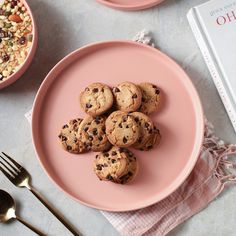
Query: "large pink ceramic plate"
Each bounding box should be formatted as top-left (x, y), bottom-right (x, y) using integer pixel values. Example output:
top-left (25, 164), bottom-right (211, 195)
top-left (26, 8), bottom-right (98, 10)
top-left (32, 41), bottom-right (204, 212)
top-left (97, 0), bottom-right (165, 11)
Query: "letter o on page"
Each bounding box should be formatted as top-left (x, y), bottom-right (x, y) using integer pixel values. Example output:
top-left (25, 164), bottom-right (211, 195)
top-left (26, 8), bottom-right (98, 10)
top-left (216, 16), bottom-right (226, 25)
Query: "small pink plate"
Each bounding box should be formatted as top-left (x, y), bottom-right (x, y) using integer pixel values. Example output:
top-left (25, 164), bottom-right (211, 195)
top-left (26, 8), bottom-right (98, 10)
top-left (32, 41), bottom-right (204, 212)
top-left (97, 0), bottom-right (165, 11)
top-left (0, 0), bottom-right (38, 90)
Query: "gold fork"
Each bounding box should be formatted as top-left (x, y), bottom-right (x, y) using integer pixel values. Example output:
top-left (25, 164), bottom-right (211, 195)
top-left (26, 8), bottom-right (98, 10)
top-left (0, 152), bottom-right (80, 236)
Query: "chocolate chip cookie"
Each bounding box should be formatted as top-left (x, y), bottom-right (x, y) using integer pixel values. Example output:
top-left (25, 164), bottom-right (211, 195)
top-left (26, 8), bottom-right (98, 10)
top-left (105, 111), bottom-right (139, 147)
top-left (140, 125), bottom-right (161, 151)
top-left (58, 118), bottom-right (87, 154)
top-left (131, 112), bottom-right (154, 149)
top-left (139, 83), bottom-right (162, 114)
top-left (113, 82), bottom-right (142, 112)
top-left (80, 83), bottom-right (114, 116)
top-left (78, 116), bottom-right (111, 152)
top-left (93, 147), bottom-right (138, 184)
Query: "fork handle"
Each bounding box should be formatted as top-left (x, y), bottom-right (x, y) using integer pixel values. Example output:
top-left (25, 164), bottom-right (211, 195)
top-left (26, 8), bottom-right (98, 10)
top-left (29, 187), bottom-right (80, 236)
top-left (16, 216), bottom-right (46, 236)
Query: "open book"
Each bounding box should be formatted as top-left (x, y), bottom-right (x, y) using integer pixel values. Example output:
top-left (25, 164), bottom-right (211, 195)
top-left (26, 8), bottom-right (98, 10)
top-left (187, 0), bottom-right (236, 132)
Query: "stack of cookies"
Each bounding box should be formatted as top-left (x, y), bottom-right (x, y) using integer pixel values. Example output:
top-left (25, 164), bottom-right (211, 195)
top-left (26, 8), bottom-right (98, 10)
top-left (58, 82), bottom-right (162, 184)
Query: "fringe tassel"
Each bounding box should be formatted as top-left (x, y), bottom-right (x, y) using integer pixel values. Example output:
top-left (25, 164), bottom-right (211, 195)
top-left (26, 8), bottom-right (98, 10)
top-left (203, 119), bottom-right (236, 184)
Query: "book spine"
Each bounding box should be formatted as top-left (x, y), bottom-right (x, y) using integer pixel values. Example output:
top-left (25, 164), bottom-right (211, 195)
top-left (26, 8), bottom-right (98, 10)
top-left (187, 8), bottom-right (236, 132)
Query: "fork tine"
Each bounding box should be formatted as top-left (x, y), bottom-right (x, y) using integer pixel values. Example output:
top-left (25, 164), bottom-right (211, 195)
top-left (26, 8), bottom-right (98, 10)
top-left (0, 160), bottom-right (15, 178)
top-left (2, 152), bottom-right (22, 169)
top-left (0, 154), bottom-right (19, 173)
top-left (0, 165), bottom-right (14, 179)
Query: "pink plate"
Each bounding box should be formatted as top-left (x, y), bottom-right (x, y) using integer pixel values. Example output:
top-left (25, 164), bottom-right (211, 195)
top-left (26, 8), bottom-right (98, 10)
top-left (32, 41), bottom-right (204, 212)
top-left (97, 0), bottom-right (165, 11)
top-left (0, 0), bottom-right (38, 90)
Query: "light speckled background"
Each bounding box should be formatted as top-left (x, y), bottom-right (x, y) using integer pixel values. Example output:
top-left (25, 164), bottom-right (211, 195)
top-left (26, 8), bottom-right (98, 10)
top-left (0, 0), bottom-right (236, 235)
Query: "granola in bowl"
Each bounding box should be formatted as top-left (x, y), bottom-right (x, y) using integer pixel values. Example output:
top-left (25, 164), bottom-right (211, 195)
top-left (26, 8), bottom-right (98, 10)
top-left (0, 0), bottom-right (33, 83)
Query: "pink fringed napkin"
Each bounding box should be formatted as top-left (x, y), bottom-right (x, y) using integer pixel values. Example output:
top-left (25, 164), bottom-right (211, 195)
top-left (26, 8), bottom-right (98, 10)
top-left (26, 31), bottom-right (236, 236)
top-left (102, 119), bottom-right (236, 236)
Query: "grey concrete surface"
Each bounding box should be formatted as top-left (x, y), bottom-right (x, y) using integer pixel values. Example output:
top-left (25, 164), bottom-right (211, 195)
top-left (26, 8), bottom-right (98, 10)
top-left (0, 0), bottom-right (236, 235)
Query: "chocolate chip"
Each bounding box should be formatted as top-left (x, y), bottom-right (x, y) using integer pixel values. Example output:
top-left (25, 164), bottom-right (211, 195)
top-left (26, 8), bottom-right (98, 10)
top-left (104, 152), bottom-right (109, 157)
top-left (98, 136), bottom-right (103, 141)
top-left (145, 123), bottom-right (150, 128)
top-left (88, 136), bottom-right (93, 141)
top-left (72, 119), bottom-right (77, 124)
top-left (92, 88), bottom-right (99, 93)
top-left (104, 163), bottom-right (108, 167)
top-left (95, 117), bottom-right (100, 124)
top-left (132, 94), bottom-right (137, 98)
top-left (119, 173), bottom-right (130, 181)
top-left (58, 134), bottom-right (62, 138)
top-left (96, 165), bottom-right (103, 171)
top-left (92, 128), bottom-right (98, 135)
top-left (147, 145), bottom-right (153, 150)
top-left (149, 129), bottom-right (153, 134)
top-left (101, 88), bottom-right (104, 92)
top-left (106, 174), bottom-right (113, 181)
top-left (114, 87), bottom-right (120, 93)
top-left (118, 123), bottom-right (122, 128)
top-left (123, 137), bottom-right (127, 143)
top-left (86, 103), bottom-right (92, 108)
top-left (63, 124), bottom-right (69, 129)
top-left (126, 125), bottom-right (129, 128)
top-left (128, 152), bottom-right (133, 157)
top-left (128, 171), bottom-right (133, 176)
top-left (85, 87), bottom-right (90, 91)
top-left (134, 117), bottom-right (139, 122)
top-left (155, 89), bottom-right (160, 95)
top-left (95, 155), bottom-right (98, 159)
top-left (102, 127), bottom-right (106, 132)
top-left (67, 145), bottom-right (72, 150)
top-left (84, 127), bottom-right (89, 132)
top-left (74, 138), bottom-right (77, 142)
top-left (112, 151), bottom-right (117, 156)
top-left (111, 159), bottom-right (116, 163)
top-left (152, 85), bottom-right (157, 89)
top-left (123, 117), bottom-right (127, 122)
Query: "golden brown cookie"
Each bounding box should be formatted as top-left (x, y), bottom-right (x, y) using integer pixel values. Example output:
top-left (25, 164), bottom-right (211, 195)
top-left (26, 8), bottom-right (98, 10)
top-left (140, 125), bottom-right (161, 151)
top-left (93, 147), bottom-right (138, 184)
top-left (131, 112), bottom-right (154, 149)
top-left (113, 82), bottom-right (142, 112)
top-left (58, 118), bottom-right (87, 154)
top-left (105, 111), bottom-right (139, 147)
top-left (139, 83), bottom-right (162, 114)
top-left (80, 83), bottom-right (114, 116)
top-left (78, 116), bottom-right (111, 152)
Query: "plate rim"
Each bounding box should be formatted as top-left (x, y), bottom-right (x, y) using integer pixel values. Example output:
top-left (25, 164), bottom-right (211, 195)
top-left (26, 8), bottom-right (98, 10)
top-left (96, 0), bottom-right (165, 11)
top-left (31, 40), bottom-right (204, 212)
